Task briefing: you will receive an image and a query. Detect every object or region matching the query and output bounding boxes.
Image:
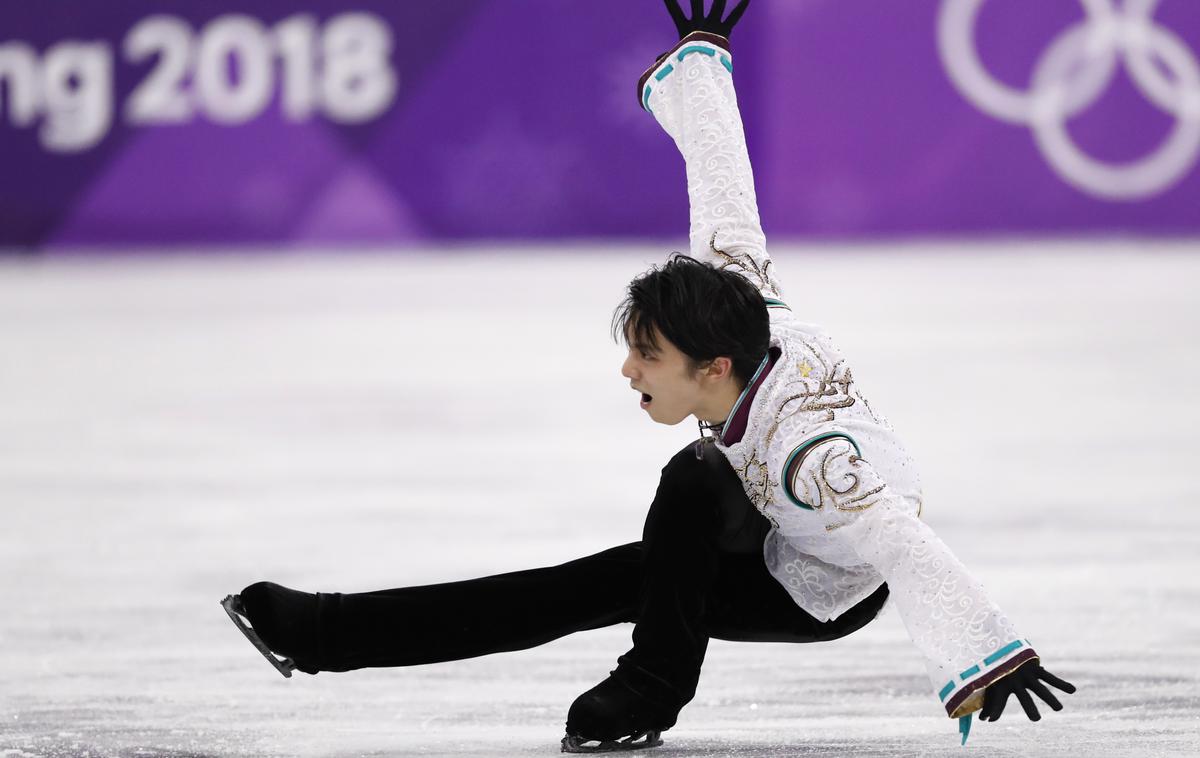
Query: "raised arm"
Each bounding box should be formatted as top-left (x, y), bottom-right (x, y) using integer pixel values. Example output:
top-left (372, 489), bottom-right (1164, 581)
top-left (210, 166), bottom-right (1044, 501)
top-left (639, 0), bottom-right (783, 299)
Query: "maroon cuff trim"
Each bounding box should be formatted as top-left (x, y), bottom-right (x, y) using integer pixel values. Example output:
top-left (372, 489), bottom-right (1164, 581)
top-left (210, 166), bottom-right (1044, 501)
top-left (637, 32), bottom-right (731, 106)
top-left (944, 648), bottom-right (1038, 717)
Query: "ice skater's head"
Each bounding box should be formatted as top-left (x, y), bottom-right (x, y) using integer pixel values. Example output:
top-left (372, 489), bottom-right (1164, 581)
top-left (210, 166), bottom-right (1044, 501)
top-left (613, 254), bottom-right (769, 426)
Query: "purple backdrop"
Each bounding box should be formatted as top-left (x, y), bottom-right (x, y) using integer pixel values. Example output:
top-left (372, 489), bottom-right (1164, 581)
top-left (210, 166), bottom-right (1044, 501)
top-left (1, 0), bottom-right (1197, 249)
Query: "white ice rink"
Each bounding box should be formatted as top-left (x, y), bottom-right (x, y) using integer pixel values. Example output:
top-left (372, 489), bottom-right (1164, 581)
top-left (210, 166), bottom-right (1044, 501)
top-left (1, 243), bottom-right (1198, 757)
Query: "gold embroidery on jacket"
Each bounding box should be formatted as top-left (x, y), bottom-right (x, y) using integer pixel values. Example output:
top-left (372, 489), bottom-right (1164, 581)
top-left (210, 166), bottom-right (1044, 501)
top-left (789, 439), bottom-right (885, 514)
top-left (709, 230), bottom-right (781, 297)
top-left (764, 347), bottom-right (857, 450)
top-left (734, 448), bottom-right (778, 510)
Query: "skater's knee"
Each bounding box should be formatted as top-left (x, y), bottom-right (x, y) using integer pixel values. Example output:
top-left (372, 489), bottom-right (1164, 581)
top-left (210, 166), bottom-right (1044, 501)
top-left (815, 582), bottom-right (890, 642)
top-left (658, 444), bottom-right (715, 489)
top-left (650, 443), bottom-right (739, 526)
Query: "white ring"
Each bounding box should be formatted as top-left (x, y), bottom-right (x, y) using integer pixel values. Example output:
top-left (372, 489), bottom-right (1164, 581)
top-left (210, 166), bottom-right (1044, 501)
top-left (1030, 19), bottom-right (1200, 199)
top-left (937, 0), bottom-right (1120, 124)
top-left (937, 0), bottom-right (1200, 200)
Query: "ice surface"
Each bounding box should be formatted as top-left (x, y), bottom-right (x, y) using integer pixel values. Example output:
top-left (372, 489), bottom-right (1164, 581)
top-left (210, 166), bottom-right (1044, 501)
top-left (1, 242), bottom-right (1198, 757)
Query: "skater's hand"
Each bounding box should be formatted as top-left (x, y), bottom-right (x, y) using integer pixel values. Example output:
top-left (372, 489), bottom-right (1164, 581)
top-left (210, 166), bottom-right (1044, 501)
top-left (979, 660), bottom-right (1076, 722)
top-left (662, 0), bottom-right (752, 41)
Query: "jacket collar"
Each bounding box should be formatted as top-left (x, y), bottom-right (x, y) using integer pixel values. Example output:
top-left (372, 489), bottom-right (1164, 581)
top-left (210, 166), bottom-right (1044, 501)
top-left (718, 346), bottom-right (781, 446)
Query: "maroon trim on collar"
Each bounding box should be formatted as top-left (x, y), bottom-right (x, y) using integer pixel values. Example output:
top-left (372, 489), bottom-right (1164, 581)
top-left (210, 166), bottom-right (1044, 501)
top-left (720, 346), bottom-right (781, 446)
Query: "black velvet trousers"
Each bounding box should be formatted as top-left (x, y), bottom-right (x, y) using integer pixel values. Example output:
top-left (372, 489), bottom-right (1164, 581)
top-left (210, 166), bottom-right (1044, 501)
top-left (310, 441), bottom-right (889, 702)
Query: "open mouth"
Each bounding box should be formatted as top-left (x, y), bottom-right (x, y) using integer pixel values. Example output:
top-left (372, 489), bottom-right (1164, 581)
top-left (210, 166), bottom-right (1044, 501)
top-left (640, 392), bottom-right (653, 409)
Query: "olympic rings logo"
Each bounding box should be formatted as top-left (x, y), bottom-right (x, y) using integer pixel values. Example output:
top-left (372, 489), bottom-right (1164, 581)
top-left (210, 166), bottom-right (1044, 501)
top-left (937, 0), bottom-right (1200, 200)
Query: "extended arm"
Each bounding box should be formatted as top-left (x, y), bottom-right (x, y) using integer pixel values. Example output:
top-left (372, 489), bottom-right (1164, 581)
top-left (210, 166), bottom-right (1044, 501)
top-left (640, 0), bottom-right (782, 299)
top-left (777, 437), bottom-right (1074, 732)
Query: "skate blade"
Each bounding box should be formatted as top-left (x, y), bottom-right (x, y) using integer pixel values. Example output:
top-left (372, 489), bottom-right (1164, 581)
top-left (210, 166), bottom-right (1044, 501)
top-left (561, 730), bottom-right (663, 753)
top-left (220, 594), bottom-right (297, 678)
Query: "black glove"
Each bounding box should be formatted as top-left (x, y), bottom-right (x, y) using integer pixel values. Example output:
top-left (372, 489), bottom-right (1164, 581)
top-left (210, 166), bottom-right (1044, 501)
top-left (662, 0), bottom-right (752, 40)
top-left (979, 659), bottom-right (1076, 722)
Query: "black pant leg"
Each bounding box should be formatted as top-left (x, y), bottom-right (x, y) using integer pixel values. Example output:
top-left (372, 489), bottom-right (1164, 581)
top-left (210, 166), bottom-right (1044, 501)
top-left (317, 542), bottom-right (642, 671)
top-left (621, 444), bottom-right (729, 704)
top-left (707, 552), bottom-right (890, 643)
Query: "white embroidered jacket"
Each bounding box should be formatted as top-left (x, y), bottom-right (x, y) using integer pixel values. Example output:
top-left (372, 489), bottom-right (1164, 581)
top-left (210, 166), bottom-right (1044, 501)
top-left (639, 32), bottom-right (1037, 720)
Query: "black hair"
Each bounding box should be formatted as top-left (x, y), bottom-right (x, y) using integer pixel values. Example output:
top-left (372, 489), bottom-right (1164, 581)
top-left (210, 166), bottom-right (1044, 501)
top-left (611, 253), bottom-right (770, 390)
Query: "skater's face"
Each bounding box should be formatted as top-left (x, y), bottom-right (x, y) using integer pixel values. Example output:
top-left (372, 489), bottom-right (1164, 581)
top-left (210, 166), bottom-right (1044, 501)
top-left (620, 324), bottom-right (737, 426)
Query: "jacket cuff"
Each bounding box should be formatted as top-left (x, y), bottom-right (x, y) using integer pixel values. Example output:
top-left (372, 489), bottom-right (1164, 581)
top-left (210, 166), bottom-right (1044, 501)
top-left (636, 31), bottom-right (732, 109)
top-left (941, 640), bottom-right (1039, 718)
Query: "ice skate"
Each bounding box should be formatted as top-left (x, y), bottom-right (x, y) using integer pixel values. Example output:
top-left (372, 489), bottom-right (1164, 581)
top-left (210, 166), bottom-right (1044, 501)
top-left (561, 665), bottom-right (681, 753)
top-left (220, 593), bottom-right (298, 678)
top-left (561, 730), bottom-right (663, 753)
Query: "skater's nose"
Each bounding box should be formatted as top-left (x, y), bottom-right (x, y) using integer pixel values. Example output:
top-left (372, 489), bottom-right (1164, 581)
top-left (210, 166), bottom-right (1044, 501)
top-left (621, 351), bottom-right (639, 380)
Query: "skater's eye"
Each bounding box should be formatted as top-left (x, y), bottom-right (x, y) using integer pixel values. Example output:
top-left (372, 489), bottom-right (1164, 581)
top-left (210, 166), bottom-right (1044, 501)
top-left (631, 343), bottom-right (656, 360)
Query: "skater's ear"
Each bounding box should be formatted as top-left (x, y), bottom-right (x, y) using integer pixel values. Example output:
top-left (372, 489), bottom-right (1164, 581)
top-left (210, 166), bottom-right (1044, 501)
top-left (695, 355), bottom-right (735, 383)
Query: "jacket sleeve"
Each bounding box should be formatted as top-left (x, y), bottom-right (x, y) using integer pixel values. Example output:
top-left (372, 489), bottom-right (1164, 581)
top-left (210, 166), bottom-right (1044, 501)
top-left (639, 31), bottom-right (783, 300)
top-left (777, 433), bottom-right (1039, 719)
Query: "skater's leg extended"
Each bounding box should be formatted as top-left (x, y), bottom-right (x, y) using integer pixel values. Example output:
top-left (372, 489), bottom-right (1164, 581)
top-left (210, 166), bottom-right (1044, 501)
top-left (230, 542), bottom-right (642, 674)
top-left (323, 542), bottom-right (641, 670)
